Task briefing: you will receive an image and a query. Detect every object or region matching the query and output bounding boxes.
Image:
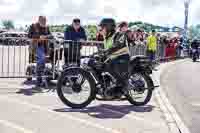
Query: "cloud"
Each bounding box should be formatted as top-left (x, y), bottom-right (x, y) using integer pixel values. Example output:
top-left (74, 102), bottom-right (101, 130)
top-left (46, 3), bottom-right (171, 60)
top-left (0, 0), bottom-right (199, 27)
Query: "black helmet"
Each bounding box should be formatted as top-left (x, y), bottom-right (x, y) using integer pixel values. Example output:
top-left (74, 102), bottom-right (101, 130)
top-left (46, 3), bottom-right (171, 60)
top-left (99, 18), bottom-right (116, 32)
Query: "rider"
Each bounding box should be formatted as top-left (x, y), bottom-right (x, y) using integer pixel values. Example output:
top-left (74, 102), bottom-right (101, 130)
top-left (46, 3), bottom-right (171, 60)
top-left (99, 18), bottom-right (130, 86)
top-left (100, 18), bottom-right (129, 59)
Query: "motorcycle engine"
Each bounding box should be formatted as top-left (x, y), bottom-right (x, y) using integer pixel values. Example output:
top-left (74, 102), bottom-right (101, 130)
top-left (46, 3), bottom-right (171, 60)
top-left (102, 72), bottom-right (116, 89)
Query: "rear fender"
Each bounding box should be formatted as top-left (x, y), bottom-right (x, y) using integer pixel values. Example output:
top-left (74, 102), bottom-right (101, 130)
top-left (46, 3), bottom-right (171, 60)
top-left (129, 57), bottom-right (153, 75)
top-left (130, 65), bottom-right (152, 75)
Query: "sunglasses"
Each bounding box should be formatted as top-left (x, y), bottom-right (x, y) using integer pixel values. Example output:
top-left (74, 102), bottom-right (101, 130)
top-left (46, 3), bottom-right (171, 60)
top-left (73, 19), bottom-right (80, 23)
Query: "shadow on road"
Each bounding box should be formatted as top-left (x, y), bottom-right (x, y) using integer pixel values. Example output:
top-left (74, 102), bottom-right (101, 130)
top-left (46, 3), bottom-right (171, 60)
top-left (193, 60), bottom-right (200, 63)
top-left (54, 104), bottom-right (155, 119)
top-left (16, 80), bottom-right (57, 96)
top-left (22, 80), bottom-right (37, 86)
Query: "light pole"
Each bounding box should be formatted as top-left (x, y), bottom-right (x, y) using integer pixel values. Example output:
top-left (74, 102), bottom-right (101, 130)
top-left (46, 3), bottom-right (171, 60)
top-left (183, 0), bottom-right (191, 47)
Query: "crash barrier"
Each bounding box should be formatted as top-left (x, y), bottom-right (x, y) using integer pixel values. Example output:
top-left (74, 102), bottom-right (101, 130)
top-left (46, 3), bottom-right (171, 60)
top-left (130, 43), bottom-right (187, 62)
top-left (0, 38), bottom-right (103, 79)
top-left (0, 37), bottom-right (56, 78)
top-left (0, 37), bottom-right (188, 79)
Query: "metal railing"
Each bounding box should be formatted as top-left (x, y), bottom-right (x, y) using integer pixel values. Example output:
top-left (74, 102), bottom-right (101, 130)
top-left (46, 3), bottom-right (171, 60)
top-left (0, 37), bottom-right (187, 79)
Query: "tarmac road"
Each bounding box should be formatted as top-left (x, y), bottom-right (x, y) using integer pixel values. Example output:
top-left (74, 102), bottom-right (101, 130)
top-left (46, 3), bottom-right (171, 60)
top-left (0, 44), bottom-right (172, 133)
top-left (161, 59), bottom-right (200, 133)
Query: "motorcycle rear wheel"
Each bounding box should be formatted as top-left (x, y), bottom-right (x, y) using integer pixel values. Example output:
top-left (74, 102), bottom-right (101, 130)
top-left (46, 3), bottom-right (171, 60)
top-left (126, 72), bottom-right (153, 106)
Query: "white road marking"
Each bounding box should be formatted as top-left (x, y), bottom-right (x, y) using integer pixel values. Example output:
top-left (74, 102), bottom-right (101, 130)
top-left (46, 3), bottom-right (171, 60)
top-left (191, 103), bottom-right (200, 107)
top-left (0, 119), bottom-right (34, 133)
top-left (0, 95), bottom-right (121, 133)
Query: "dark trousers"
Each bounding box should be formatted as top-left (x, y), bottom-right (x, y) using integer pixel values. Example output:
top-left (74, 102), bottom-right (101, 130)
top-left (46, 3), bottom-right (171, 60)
top-left (147, 50), bottom-right (156, 62)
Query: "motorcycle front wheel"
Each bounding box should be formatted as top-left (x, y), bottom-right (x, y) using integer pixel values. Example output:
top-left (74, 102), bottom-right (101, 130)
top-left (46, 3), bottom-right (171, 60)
top-left (126, 72), bottom-right (153, 106)
top-left (57, 68), bottom-right (96, 109)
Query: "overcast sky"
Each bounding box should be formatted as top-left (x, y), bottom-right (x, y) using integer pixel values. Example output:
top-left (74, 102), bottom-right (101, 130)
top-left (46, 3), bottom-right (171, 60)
top-left (0, 0), bottom-right (199, 27)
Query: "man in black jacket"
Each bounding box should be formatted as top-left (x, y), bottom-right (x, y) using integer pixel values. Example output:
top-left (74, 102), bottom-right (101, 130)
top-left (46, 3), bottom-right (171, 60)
top-left (64, 18), bottom-right (87, 66)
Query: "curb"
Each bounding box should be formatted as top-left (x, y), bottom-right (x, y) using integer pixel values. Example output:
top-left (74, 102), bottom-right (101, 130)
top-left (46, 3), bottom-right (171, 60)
top-left (152, 59), bottom-right (191, 133)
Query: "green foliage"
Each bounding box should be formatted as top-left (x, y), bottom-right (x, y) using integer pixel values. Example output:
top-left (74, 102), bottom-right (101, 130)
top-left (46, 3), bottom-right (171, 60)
top-left (2, 20), bottom-right (15, 29)
top-left (189, 25), bottom-right (200, 39)
top-left (128, 21), bottom-right (143, 27)
top-left (128, 21), bottom-right (180, 33)
top-left (49, 24), bottom-right (68, 32)
top-left (86, 25), bottom-right (97, 40)
top-left (47, 21), bottom-right (184, 40)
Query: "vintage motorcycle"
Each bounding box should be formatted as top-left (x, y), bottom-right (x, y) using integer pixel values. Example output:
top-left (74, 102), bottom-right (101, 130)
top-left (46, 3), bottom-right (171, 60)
top-left (56, 48), bottom-right (156, 109)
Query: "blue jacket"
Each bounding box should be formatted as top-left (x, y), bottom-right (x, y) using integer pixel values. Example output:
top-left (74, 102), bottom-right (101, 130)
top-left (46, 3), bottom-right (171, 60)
top-left (64, 25), bottom-right (87, 41)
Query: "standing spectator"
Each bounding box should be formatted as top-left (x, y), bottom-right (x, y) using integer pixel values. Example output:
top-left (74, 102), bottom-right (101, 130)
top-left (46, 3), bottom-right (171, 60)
top-left (113, 21), bottom-right (129, 46)
top-left (28, 16), bottom-right (52, 90)
top-left (176, 37), bottom-right (183, 58)
top-left (180, 37), bottom-right (184, 57)
top-left (126, 30), bottom-right (134, 45)
top-left (171, 38), bottom-right (177, 60)
top-left (147, 30), bottom-right (157, 62)
top-left (165, 38), bottom-right (171, 59)
top-left (112, 21), bottom-right (129, 48)
top-left (96, 29), bottom-right (104, 42)
top-left (118, 21), bottom-right (128, 33)
top-left (126, 30), bottom-right (136, 56)
top-left (134, 29), bottom-right (146, 56)
top-left (64, 18), bottom-right (87, 66)
top-left (159, 35), bottom-right (167, 60)
top-left (96, 29), bottom-right (104, 50)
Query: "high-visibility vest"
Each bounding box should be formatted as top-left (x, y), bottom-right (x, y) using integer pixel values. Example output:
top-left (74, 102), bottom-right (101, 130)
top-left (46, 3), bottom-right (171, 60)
top-left (147, 35), bottom-right (157, 52)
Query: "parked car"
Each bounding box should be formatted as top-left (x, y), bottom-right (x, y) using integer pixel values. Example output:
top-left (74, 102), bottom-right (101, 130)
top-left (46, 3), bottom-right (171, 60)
top-left (0, 29), bottom-right (6, 34)
top-left (0, 31), bottom-right (28, 45)
top-left (52, 32), bottom-right (64, 40)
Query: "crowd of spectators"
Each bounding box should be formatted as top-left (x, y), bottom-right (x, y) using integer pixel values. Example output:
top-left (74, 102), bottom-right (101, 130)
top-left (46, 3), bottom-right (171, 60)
top-left (96, 26), bottom-right (184, 60)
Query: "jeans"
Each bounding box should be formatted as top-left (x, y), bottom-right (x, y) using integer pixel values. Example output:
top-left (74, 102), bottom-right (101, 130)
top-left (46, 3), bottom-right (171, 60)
top-left (36, 46), bottom-right (46, 86)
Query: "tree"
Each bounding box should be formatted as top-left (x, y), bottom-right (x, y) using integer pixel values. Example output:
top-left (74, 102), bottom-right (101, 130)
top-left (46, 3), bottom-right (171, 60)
top-left (2, 20), bottom-right (15, 30)
top-left (86, 25), bottom-right (97, 40)
top-left (189, 25), bottom-right (200, 39)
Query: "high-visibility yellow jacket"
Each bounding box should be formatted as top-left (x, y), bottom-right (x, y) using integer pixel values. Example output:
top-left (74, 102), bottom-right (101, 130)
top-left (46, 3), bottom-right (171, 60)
top-left (104, 32), bottom-right (129, 61)
top-left (147, 35), bottom-right (157, 52)
top-left (104, 35), bottom-right (113, 50)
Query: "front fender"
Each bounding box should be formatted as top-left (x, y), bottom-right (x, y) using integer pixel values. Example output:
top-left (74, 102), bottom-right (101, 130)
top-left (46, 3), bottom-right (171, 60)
top-left (62, 66), bottom-right (98, 84)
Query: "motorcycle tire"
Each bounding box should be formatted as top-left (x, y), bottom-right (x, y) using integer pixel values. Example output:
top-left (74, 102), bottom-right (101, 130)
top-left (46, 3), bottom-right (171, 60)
top-left (57, 68), bottom-right (96, 109)
top-left (126, 73), bottom-right (153, 106)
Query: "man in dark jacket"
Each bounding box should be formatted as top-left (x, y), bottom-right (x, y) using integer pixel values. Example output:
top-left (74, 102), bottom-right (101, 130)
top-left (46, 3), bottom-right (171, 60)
top-left (64, 18), bottom-right (87, 66)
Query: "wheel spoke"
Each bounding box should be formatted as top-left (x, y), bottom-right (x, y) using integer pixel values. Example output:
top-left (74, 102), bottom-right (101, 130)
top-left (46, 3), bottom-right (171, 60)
top-left (61, 73), bottom-right (91, 104)
top-left (128, 73), bottom-right (149, 103)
